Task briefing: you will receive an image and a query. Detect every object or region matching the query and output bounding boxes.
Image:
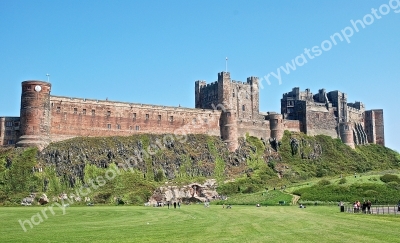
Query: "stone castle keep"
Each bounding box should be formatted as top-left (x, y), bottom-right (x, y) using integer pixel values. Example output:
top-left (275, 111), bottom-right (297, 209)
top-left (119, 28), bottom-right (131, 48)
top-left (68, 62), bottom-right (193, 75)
top-left (0, 72), bottom-right (384, 150)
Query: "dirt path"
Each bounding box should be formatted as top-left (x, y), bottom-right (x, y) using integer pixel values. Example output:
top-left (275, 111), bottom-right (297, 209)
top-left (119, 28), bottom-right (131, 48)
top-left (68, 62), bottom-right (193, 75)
top-left (291, 194), bottom-right (300, 205)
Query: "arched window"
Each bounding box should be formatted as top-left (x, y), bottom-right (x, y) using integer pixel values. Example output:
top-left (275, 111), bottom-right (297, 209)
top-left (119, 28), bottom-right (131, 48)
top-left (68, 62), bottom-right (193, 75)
top-left (242, 105), bottom-right (245, 111)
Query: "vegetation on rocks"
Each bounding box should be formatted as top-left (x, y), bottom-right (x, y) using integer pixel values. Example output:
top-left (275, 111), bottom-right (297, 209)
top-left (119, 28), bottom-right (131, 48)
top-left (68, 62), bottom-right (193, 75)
top-left (0, 131), bottom-right (399, 205)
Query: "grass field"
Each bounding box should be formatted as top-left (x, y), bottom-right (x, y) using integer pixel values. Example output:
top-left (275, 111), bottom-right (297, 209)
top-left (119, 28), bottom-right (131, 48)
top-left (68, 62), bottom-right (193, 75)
top-left (1, 205), bottom-right (399, 243)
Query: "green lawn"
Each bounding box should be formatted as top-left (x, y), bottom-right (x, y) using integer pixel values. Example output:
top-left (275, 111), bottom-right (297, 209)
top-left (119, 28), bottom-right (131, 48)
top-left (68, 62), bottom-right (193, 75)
top-left (1, 205), bottom-right (399, 243)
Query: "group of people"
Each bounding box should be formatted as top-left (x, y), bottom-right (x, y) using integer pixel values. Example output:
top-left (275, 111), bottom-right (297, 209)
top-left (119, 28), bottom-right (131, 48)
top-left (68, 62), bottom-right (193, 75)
top-left (222, 203), bottom-right (232, 209)
top-left (166, 201), bottom-right (181, 209)
top-left (353, 200), bottom-right (372, 213)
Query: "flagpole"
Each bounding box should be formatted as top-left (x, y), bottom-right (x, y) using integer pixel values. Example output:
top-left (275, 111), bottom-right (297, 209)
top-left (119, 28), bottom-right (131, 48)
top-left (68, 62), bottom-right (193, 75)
top-left (225, 57), bottom-right (228, 72)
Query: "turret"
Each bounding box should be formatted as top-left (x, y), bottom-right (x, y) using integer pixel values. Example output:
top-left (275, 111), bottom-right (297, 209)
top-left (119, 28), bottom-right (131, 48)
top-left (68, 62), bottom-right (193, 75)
top-left (217, 72), bottom-right (232, 110)
top-left (16, 80), bottom-right (52, 150)
top-left (220, 109), bottom-right (238, 151)
top-left (195, 80), bottom-right (206, 108)
top-left (339, 122), bottom-right (355, 149)
top-left (269, 114), bottom-right (284, 140)
top-left (247, 76), bottom-right (259, 118)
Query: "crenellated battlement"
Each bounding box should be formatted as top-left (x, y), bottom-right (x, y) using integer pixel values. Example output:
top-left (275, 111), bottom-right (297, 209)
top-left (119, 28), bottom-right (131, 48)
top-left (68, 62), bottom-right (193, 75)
top-left (50, 96), bottom-right (216, 114)
top-left (282, 87), bottom-right (384, 148)
top-left (1, 72), bottom-right (384, 151)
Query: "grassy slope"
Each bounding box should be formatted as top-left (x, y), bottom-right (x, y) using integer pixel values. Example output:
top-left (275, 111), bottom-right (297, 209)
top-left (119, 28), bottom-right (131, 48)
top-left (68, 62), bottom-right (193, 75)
top-left (287, 172), bottom-right (400, 204)
top-left (279, 132), bottom-right (400, 180)
top-left (1, 132), bottom-right (400, 206)
top-left (1, 205), bottom-right (399, 243)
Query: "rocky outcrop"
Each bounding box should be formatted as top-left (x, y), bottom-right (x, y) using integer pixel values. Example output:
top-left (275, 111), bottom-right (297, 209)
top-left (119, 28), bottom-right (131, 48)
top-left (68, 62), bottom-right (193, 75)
top-left (37, 135), bottom-right (257, 186)
top-left (148, 179), bottom-right (219, 205)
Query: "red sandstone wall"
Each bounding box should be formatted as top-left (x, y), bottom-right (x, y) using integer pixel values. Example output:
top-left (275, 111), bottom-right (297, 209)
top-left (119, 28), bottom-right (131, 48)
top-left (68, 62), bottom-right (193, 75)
top-left (237, 119), bottom-right (270, 140)
top-left (283, 120), bottom-right (301, 132)
top-left (370, 110), bottom-right (384, 146)
top-left (49, 96), bottom-right (221, 142)
top-left (0, 117), bottom-right (20, 146)
top-left (305, 108), bottom-right (337, 138)
top-left (17, 81), bottom-right (52, 149)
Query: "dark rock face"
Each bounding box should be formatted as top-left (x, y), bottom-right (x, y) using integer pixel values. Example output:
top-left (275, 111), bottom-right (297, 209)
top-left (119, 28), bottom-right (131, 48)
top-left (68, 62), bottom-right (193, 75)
top-left (37, 135), bottom-right (258, 185)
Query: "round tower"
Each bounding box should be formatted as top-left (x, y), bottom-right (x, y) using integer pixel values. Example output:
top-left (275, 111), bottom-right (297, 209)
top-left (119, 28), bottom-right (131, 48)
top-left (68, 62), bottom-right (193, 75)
top-left (16, 80), bottom-right (52, 150)
top-left (339, 122), bottom-right (355, 149)
top-left (220, 109), bottom-right (238, 152)
top-left (269, 114), bottom-right (284, 140)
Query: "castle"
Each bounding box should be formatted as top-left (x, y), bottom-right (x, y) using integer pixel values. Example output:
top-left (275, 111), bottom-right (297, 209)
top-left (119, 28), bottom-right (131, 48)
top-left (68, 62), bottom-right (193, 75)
top-left (0, 72), bottom-right (384, 151)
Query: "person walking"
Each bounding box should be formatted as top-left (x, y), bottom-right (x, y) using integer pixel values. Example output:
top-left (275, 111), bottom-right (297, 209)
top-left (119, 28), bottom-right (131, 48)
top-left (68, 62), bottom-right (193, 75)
top-left (367, 200), bottom-right (372, 214)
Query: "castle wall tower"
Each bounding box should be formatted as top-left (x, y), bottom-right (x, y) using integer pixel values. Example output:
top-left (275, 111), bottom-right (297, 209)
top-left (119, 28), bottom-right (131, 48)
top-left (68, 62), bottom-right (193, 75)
top-left (217, 72), bottom-right (232, 110)
top-left (269, 113), bottom-right (284, 140)
top-left (364, 109), bottom-right (385, 146)
top-left (16, 81), bottom-right (52, 150)
top-left (247, 76), bottom-right (259, 119)
top-left (339, 122), bottom-right (355, 149)
top-left (328, 91), bottom-right (348, 122)
top-left (220, 109), bottom-right (238, 151)
top-left (195, 80), bottom-right (206, 108)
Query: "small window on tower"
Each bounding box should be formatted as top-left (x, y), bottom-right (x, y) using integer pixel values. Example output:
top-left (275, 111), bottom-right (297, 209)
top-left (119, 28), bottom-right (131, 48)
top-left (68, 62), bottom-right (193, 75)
top-left (73, 108), bottom-right (77, 114)
top-left (83, 109), bottom-right (86, 115)
top-left (56, 107), bottom-right (61, 113)
top-left (92, 110), bottom-right (95, 116)
top-left (158, 115), bottom-right (161, 121)
top-left (145, 114), bottom-right (149, 120)
top-left (242, 105), bottom-right (245, 111)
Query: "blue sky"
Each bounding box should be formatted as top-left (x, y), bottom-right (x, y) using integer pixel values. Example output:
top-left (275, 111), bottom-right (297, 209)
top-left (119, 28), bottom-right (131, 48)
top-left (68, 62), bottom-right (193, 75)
top-left (1, 0), bottom-right (399, 151)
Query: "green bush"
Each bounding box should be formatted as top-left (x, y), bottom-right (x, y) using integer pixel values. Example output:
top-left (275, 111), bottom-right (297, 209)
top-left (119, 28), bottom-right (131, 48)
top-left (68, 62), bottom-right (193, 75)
top-left (338, 178), bottom-right (347, 184)
top-left (387, 181), bottom-right (400, 190)
top-left (242, 185), bottom-right (256, 194)
top-left (318, 179), bottom-right (331, 186)
top-left (217, 181), bottom-right (241, 195)
top-left (93, 192), bottom-right (112, 204)
top-left (293, 182), bottom-right (400, 204)
top-left (380, 174), bottom-right (400, 183)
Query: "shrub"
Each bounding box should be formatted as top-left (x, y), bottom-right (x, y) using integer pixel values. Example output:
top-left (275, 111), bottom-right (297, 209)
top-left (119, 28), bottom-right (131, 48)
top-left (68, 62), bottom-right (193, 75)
top-left (380, 174), bottom-right (400, 183)
top-left (387, 181), bottom-right (400, 190)
top-left (242, 185), bottom-right (256, 194)
top-left (316, 168), bottom-right (328, 177)
top-left (318, 179), bottom-right (331, 186)
top-left (217, 181), bottom-right (240, 195)
top-left (93, 192), bottom-right (112, 204)
top-left (154, 170), bottom-right (165, 182)
top-left (0, 190), bottom-right (7, 203)
top-left (338, 178), bottom-right (347, 184)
